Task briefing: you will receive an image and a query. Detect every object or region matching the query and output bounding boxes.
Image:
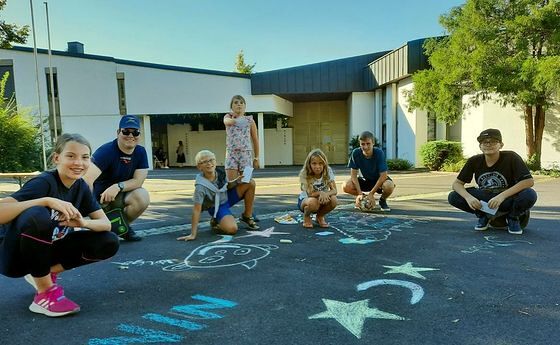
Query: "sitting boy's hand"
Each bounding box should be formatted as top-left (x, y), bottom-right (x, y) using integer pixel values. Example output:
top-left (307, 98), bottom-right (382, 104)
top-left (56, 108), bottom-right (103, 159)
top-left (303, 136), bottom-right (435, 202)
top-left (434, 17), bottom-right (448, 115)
top-left (177, 234), bottom-right (196, 241)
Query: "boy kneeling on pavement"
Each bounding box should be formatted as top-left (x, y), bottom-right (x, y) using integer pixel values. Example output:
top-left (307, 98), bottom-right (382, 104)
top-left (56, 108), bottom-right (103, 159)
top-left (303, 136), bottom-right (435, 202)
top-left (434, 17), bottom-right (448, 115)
top-left (177, 150), bottom-right (259, 242)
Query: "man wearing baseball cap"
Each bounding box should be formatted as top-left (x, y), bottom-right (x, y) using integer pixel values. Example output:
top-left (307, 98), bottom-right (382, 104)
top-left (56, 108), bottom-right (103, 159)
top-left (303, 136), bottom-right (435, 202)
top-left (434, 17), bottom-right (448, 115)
top-left (83, 115), bottom-right (150, 242)
top-left (448, 128), bottom-right (537, 235)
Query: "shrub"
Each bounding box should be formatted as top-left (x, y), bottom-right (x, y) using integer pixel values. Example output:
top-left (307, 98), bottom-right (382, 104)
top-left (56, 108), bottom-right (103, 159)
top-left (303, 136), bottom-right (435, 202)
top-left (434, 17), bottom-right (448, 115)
top-left (419, 140), bottom-right (463, 171)
top-left (525, 154), bottom-right (541, 171)
top-left (0, 72), bottom-right (43, 172)
top-left (441, 158), bottom-right (467, 172)
top-left (387, 158), bottom-right (413, 171)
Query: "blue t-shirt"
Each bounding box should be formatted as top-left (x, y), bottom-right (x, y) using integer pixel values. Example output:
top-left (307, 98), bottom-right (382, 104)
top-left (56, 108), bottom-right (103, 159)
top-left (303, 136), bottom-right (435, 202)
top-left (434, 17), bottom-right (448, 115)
top-left (11, 170), bottom-right (100, 216)
top-left (348, 147), bottom-right (388, 182)
top-left (92, 139), bottom-right (149, 198)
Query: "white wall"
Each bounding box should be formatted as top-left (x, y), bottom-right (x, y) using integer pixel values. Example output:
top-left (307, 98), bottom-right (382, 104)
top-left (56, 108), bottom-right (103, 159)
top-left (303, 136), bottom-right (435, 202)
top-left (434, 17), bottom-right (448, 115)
top-left (462, 96), bottom-right (560, 168)
top-left (347, 92), bottom-right (375, 140)
top-left (116, 64), bottom-right (293, 116)
top-left (396, 78), bottom-right (426, 166)
top-left (166, 124), bottom-right (293, 167)
top-left (384, 84), bottom-right (397, 159)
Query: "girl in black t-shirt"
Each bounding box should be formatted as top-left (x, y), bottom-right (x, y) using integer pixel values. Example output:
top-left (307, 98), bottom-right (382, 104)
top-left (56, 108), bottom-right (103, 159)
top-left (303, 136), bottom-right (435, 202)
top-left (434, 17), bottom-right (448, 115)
top-left (0, 133), bottom-right (119, 317)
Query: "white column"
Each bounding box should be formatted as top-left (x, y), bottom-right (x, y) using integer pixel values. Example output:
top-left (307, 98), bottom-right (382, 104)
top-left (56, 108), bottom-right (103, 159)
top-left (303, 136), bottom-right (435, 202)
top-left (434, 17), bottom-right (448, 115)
top-left (257, 112), bottom-right (265, 168)
top-left (142, 115), bottom-right (153, 170)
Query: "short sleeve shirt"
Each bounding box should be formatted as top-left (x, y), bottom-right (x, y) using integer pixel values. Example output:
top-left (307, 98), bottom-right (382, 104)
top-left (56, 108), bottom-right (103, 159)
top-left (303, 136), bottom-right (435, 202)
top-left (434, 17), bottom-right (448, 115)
top-left (193, 168), bottom-right (229, 210)
top-left (224, 114), bottom-right (254, 151)
top-left (457, 151), bottom-right (532, 193)
top-left (11, 170), bottom-right (100, 216)
top-left (299, 167), bottom-right (336, 199)
top-left (92, 139), bottom-right (149, 198)
top-left (348, 147), bottom-right (388, 181)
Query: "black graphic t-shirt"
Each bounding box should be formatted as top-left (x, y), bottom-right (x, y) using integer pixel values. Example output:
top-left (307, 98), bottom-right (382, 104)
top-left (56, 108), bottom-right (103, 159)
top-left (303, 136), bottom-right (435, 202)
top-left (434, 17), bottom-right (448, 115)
top-left (457, 151), bottom-right (532, 193)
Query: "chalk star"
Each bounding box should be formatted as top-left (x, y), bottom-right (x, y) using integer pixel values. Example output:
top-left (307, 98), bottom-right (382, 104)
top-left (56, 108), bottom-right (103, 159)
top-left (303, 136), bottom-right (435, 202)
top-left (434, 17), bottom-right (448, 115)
top-left (237, 226), bottom-right (289, 238)
top-left (382, 262), bottom-right (439, 280)
top-left (308, 298), bottom-right (405, 339)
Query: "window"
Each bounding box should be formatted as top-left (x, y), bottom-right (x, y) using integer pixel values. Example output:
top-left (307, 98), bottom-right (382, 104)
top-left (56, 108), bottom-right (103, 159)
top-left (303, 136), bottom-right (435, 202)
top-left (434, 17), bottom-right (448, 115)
top-left (117, 73), bottom-right (127, 115)
top-left (45, 68), bottom-right (61, 138)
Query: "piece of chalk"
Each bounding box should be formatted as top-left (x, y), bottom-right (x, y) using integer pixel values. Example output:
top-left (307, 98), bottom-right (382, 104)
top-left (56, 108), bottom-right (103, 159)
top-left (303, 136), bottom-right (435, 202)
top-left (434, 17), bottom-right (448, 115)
top-left (280, 239), bottom-right (292, 244)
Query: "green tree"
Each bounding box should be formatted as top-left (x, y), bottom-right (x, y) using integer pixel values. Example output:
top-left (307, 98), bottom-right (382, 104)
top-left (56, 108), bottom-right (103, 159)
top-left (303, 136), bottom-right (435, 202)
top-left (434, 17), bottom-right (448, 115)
top-left (0, 72), bottom-right (42, 172)
top-left (235, 49), bottom-right (256, 74)
top-left (0, 0), bottom-right (29, 48)
top-left (407, 0), bottom-right (560, 169)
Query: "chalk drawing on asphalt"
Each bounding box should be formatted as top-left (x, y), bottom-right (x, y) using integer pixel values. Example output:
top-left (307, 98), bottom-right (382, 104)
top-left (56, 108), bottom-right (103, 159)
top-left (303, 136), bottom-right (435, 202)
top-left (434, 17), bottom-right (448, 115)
top-left (236, 226), bottom-right (290, 239)
top-left (357, 279), bottom-right (425, 305)
top-left (162, 242), bottom-right (279, 271)
top-left (382, 262), bottom-right (440, 280)
top-left (88, 294), bottom-right (236, 345)
top-left (308, 298), bottom-right (406, 339)
top-left (327, 211), bottom-right (429, 245)
top-left (461, 235), bottom-right (533, 254)
top-left (111, 259), bottom-right (180, 268)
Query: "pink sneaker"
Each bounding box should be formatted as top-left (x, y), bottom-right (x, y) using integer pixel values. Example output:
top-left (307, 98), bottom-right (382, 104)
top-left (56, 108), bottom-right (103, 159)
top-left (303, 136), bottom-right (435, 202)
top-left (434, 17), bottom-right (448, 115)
top-left (24, 272), bottom-right (58, 291)
top-left (29, 285), bottom-right (80, 317)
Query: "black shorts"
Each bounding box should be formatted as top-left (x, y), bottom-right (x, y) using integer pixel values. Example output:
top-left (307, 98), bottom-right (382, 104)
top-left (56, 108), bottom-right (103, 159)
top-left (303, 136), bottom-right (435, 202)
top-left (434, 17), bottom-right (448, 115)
top-left (358, 176), bottom-right (393, 194)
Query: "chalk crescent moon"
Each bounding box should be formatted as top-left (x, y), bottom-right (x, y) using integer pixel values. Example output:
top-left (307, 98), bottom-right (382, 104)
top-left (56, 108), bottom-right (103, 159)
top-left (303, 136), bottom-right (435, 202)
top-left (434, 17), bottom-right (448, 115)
top-left (357, 279), bottom-right (424, 304)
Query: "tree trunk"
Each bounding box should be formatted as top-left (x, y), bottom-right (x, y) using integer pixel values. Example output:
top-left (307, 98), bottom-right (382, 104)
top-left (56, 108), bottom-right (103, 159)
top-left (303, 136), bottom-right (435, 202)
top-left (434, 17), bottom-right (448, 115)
top-left (524, 105), bottom-right (535, 158)
top-left (523, 104), bottom-right (546, 170)
top-left (534, 104), bottom-right (546, 167)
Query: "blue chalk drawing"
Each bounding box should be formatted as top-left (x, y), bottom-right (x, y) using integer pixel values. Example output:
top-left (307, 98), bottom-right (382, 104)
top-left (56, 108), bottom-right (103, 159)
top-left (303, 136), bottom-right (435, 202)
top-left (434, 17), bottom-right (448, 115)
top-left (328, 212), bottom-right (428, 245)
top-left (163, 243), bottom-right (278, 271)
top-left (171, 294), bottom-right (238, 319)
top-left (461, 235), bottom-right (533, 254)
top-left (142, 313), bottom-right (206, 330)
top-left (88, 294), bottom-right (236, 345)
top-left (89, 325), bottom-right (182, 345)
top-left (315, 231), bottom-right (334, 236)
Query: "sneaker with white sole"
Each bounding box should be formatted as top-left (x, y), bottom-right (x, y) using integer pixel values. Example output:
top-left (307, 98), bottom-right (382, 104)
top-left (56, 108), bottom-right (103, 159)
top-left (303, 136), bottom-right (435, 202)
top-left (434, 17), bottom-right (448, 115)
top-left (379, 198), bottom-right (391, 212)
top-left (29, 284), bottom-right (80, 317)
top-left (474, 215), bottom-right (489, 231)
top-left (507, 217), bottom-right (523, 235)
top-left (24, 272), bottom-right (58, 291)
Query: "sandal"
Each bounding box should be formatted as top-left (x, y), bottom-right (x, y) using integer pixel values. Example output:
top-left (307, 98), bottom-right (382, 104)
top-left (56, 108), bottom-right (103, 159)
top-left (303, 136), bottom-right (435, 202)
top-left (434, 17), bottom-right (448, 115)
top-left (240, 215), bottom-right (260, 230)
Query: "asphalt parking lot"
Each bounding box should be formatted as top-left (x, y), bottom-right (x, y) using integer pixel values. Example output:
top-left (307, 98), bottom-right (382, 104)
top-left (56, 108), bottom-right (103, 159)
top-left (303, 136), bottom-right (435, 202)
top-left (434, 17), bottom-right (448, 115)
top-left (0, 167), bottom-right (559, 345)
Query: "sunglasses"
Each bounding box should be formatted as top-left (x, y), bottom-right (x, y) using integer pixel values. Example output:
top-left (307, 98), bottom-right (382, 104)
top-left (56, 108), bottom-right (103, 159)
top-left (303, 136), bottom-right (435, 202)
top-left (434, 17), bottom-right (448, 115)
top-left (121, 129), bottom-right (140, 137)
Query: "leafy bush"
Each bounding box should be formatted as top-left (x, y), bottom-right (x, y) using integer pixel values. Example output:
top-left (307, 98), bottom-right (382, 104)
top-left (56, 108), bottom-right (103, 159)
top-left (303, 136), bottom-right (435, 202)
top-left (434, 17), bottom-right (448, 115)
top-left (0, 72), bottom-right (43, 172)
top-left (387, 158), bottom-right (413, 171)
top-left (420, 140), bottom-right (463, 171)
top-left (525, 154), bottom-right (541, 171)
top-left (441, 159), bottom-right (467, 172)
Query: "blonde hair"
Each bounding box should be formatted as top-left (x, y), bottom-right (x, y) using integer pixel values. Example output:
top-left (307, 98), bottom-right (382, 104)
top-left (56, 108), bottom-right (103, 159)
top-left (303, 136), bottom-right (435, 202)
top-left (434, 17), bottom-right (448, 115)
top-left (229, 95), bottom-right (246, 109)
top-left (194, 150), bottom-right (216, 164)
top-left (298, 148), bottom-right (330, 190)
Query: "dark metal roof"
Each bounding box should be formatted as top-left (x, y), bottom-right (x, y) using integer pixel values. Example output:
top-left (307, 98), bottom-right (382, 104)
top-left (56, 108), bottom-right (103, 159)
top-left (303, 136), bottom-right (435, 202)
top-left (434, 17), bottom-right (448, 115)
top-left (367, 38), bottom-right (431, 88)
top-left (250, 52), bottom-right (389, 102)
top-left (251, 38), bottom-right (433, 100)
top-left (6, 46), bottom-right (250, 79)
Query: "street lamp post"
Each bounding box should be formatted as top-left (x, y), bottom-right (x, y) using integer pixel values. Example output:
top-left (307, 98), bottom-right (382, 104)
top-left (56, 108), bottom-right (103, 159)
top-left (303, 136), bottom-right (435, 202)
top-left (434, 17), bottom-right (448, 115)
top-left (29, 0), bottom-right (48, 170)
top-left (44, 1), bottom-right (58, 140)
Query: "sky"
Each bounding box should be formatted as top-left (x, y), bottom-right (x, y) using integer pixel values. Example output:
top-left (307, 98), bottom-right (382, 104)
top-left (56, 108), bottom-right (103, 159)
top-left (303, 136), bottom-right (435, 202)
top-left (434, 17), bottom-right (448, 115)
top-left (2, 0), bottom-right (466, 73)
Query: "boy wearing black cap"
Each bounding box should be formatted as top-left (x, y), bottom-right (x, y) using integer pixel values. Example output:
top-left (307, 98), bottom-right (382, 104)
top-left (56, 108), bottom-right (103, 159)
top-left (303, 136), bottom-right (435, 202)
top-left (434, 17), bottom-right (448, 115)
top-left (448, 128), bottom-right (537, 234)
top-left (83, 115), bottom-right (150, 241)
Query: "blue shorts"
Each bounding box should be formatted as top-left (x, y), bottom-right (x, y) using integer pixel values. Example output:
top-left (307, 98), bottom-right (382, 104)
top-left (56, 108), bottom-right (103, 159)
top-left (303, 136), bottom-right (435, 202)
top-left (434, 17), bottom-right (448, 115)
top-left (358, 176), bottom-right (393, 194)
top-left (207, 188), bottom-right (242, 222)
top-left (297, 195), bottom-right (305, 211)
